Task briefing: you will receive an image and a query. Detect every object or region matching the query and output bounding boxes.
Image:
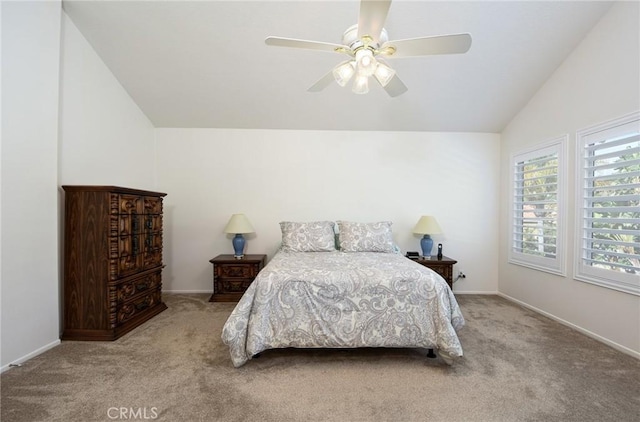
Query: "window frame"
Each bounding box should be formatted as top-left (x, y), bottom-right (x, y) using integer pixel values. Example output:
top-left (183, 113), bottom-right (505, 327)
top-left (575, 111), bottom-right (640, 296)
top-left (509, 135), bottom-right (568, 276)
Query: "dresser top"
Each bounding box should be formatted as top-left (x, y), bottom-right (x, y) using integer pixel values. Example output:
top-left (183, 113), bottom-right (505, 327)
top-left (62, 185), bottom-right (167, 197)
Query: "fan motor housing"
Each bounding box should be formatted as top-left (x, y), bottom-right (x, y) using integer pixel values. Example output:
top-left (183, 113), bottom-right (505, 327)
top-left (342, 24), bottom-right (389, 50)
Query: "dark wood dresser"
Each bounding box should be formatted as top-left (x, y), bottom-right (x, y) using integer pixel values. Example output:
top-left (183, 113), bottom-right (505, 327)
top-left (62, 186), bottom-right (168, 340)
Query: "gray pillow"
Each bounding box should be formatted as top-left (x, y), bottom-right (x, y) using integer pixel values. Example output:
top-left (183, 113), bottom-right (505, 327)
top-left (337, 221), bottom-right (395, 253)
top-left (280, 221), bottom-right (337, 252)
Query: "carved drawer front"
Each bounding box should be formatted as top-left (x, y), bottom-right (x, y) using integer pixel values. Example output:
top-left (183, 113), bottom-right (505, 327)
top-left (109, 214), bottom-right (148, 237)
top-left (117, 289), bottom-right (161, 324)
top-left (218, 264), bottom-right (259, 278)
top-left (109, 235), bottom-right (143, 279)
top-left (221, 278), bottom-right (253, 293)
top-left (116, 213), bottom-right (136, 236)
top-left (143, 214), bottom-right (163, 232)
top-left (116, 272), bottom-right (161, 304)
top-left (144, 196), bottom-right (163, 215)
top-left (117, 254), bottom-right (143, 278)
top-left (115, 194), bottom-right (143, 215)
top-left (143, 249), bottom-right (163, 269)
top-left (144, 230), bottom-right (162, 252)
top-left (118, 234), bottom-right (142, 258)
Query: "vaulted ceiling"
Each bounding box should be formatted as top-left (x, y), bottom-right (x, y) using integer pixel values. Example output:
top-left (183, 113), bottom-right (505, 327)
top-left (62, 0), bottom-right (612, 132)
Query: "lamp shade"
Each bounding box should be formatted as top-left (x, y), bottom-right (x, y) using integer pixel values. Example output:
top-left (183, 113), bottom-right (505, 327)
top-left (223, 214), bottom-right (255, 234)
top-left (412, 216), bottom-right (442, 235)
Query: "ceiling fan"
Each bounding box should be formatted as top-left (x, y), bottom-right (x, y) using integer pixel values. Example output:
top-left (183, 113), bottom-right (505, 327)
top-left (265, 0), bottom-right (472, 97)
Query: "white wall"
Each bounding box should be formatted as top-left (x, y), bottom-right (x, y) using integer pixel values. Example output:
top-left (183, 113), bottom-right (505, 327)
top-left (1, 7), bottom-right (157, 371)
top-left (1, 1), bottom-right (62, 370)
top-left (58, 13), bottom-right (156, 188)
top-left (499, 1), bottom-right (640, 355)
top-left (156, 129), bottom-right (500, 294)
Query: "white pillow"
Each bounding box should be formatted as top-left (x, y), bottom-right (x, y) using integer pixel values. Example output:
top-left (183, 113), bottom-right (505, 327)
top-left (337, 221), bottom-right (395, 253)
top-left (280, 221), bottom-right (337, 252)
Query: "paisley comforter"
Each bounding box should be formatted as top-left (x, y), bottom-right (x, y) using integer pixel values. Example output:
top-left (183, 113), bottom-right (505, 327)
top-left (221, 250), bottom-right (465, 367)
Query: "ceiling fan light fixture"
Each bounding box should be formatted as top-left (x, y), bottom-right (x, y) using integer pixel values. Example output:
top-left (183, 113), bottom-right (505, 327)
top-left (265, 0), bottom-right (472, 98)
top-left (374, 61), bottom-right (395, 87)
top-left (355, 48), bottom-right (377, 77)
top-left (333, 61), bottom-right (356, 87)
top-left (352, 74), bottom-right (369, 95)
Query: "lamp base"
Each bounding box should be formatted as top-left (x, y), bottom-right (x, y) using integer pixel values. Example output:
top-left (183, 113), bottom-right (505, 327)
top-left (420, 235), bottom-right (433, 259)
top-left (232, 234), bottom-right (245, 259)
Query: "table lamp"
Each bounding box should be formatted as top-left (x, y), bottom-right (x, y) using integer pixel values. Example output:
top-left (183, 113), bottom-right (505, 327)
top-left (412, 216), bottom-right (442, 259)
top-left (223, 214), bottom-right (255, 259)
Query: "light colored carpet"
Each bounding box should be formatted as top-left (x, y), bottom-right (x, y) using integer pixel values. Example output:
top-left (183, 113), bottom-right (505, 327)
top-left (1, 294), bottom-right (638, 422)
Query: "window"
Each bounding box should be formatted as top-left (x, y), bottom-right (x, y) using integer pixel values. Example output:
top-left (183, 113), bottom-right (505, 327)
top-left (576, 112), bottom-right (640, 295)
top-left (510, 136), bottom-right (567, 275)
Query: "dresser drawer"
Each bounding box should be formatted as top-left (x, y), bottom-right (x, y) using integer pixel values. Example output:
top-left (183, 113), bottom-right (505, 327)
top-left (143, 196), bottom-right (163, 214)
top-left (112, 193), bottom-right (143, 215)
top-left (117, 289), bottom-right (162, 324)
top-left (116, 271), bottom-right (161, 304)
top-left (108, 235), bottom-right (143, 279)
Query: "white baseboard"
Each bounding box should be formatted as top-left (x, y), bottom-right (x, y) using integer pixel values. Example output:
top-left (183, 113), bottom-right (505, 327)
top-left (498, 292), bottom-right (640, 360)
top-left (454, 290), bottom-right (499, 295)
top-left (163, 290), bottom-right (211, 294)
top-left (1, 339), bottom-right (61, 373)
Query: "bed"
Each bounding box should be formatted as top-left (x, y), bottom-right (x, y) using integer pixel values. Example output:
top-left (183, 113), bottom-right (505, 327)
top-left (221, 221), bottom-right (465, 367)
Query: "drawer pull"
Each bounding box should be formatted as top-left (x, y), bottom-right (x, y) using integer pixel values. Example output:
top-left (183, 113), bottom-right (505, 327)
top-left (145, 233), bottom-right (154, 248)
top-left (135, 298), bottom-right (150, 311)
top-left (131, 235), bottom-right (139, 256)
top-left (132, 213), bottom-right (140, 233)
top-left (135, 282), bottom-right (149, 291)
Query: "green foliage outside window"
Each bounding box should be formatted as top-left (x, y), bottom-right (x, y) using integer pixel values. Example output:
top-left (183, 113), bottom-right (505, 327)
top-left (586, 145), bottom-right (639, 274)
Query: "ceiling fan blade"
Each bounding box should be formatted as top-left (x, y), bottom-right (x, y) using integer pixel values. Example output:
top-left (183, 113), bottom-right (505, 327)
top-left (380, 33), bottom-right (472, 58)
top-left (357, 0), bottom-right (392, 44)
top-left (265, 37), bottom-right (351, 55)
top-left (307, 70), bottom-right (335, 92)
top-left (382, 75), bottom-right (408, 97)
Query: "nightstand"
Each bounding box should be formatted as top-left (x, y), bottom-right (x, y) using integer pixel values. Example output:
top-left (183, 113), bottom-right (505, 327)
top-left (209, 254), bottom-right (266, 302)
top-left (408, 255), bottom-right (457, 290)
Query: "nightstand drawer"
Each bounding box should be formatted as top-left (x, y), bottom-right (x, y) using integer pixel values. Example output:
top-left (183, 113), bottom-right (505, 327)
top-left (220, 278), bottom-right (255, 293)
top-left (218, 263), bottom-right (261, 278)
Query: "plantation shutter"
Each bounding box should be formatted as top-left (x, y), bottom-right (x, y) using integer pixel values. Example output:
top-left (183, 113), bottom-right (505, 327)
top-left (576, 113), bottom-right (640, 295)
top-left (510, 138), bottom-right (566, 274)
